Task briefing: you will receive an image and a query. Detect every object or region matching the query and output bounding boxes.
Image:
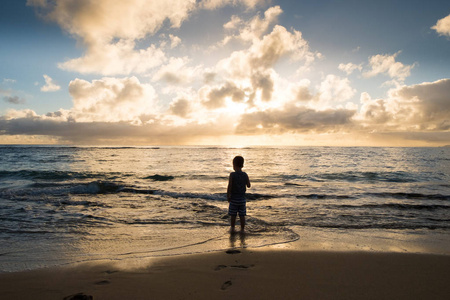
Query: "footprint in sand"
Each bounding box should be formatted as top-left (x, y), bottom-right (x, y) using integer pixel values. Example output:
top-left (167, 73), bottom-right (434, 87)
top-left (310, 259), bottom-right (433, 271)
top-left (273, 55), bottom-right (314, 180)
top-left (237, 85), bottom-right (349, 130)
top-left (221, 280), bottom-right (233, 290)
top-left (95, 280), bottom-right (111, 285)
top-left (214, 265), bottom-right (227, 271)
top-left (231, 264), bottom-right (254, 269)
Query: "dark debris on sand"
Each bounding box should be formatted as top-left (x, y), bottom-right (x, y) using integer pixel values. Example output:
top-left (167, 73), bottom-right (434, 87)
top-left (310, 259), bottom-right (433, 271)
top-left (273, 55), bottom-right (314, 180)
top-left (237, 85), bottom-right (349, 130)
top-left (63, 293), bottom-right (93, 300)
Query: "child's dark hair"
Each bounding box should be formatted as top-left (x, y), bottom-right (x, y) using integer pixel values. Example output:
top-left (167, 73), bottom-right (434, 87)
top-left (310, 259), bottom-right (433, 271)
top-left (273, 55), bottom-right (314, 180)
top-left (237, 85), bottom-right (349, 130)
top-left (233, 156), bottom-right (244, 168)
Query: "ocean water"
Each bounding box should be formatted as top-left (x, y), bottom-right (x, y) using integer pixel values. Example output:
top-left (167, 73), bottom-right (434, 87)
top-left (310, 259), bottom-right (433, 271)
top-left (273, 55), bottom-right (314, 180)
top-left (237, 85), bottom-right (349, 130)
top-left (0, 146), bottom-right (449, 272)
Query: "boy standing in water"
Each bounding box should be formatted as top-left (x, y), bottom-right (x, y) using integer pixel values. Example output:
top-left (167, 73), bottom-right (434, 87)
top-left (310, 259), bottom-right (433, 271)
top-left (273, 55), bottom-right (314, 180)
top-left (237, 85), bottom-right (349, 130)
top-left (227, 156), bottom-right (251, 233)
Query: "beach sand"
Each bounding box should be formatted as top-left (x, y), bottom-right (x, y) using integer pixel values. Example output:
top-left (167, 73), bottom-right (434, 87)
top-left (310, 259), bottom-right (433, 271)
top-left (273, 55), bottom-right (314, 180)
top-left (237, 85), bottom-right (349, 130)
top-left (1, 248), bottom-right (449, 300)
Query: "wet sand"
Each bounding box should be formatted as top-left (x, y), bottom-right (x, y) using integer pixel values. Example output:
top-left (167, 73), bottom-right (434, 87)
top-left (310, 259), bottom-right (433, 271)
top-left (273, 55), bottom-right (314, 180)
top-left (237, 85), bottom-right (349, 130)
top-left (1, 249), bottom-right (449, 300)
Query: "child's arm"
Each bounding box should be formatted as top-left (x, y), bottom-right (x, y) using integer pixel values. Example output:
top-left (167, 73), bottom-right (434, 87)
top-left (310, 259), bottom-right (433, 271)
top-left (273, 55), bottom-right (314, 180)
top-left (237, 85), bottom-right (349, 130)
top-left (246, 174), bottom-right (251, 188)
top-left (227, 174), bottom-right (232, 202)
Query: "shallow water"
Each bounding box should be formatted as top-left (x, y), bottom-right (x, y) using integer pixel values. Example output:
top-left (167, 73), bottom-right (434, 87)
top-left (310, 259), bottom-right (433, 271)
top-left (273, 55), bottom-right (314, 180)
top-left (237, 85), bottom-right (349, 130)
top-left (0, 146), bottom-right (449, 271)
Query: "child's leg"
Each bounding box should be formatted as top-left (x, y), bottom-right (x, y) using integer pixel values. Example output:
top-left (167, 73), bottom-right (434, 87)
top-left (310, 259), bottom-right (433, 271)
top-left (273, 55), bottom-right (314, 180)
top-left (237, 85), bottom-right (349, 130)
top-left (230, 215), bottom-right (237, 231)
top-left (239, 215), bottom-right (245, 231)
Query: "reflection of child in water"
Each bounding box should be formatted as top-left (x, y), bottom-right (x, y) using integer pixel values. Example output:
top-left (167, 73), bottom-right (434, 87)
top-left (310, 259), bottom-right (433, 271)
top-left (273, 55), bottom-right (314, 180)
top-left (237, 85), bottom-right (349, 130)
top-left (227, 156), bottom-right (251, 232)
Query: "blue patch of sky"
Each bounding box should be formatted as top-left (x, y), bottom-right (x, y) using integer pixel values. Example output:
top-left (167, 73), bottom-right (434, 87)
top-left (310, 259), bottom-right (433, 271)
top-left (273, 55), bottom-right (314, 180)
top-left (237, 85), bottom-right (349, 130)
top-left (276, 0), bottom-right (450, 98)
top-left (0, 0), bottom-right (81, 114)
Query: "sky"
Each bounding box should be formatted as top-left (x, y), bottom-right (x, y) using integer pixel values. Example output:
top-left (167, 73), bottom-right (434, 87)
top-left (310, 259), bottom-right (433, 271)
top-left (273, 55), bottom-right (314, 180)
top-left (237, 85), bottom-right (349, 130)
top-left (0, 0), bottom-right (449, 146)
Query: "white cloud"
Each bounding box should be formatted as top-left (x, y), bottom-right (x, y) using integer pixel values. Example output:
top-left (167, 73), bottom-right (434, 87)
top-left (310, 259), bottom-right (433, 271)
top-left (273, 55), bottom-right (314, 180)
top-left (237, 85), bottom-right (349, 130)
top-left (28, 0), bottom-right (267, 75)
top-left (224, 15), bottom-right (242, 30)
top-left (169, 34), bottom-right (182, 49)
top-left (236, 6), bottom-right (283, 41)
top-left (358, 79), bottom-right (450, 131)
top-left (152, 57), bottom-right (199, 85)
top-left (68, 77), bottom-right (158, 122)
top-left (2, 78), bottom-right (17, 84)
top-left (40, 74), bottom-right (61, 92)
top-left (199, 0), bottom-right (266, 10)
top-left (220, 24), bottom-right (314, 78)
top-left (317, 74), bottom-right (356, 104)
top-left (221, 6), bottom-right (282, 46)
top-left (338, 62), bottom-right (362, 75)
top-left (363, 52), bottom-right (414, 82)
top-left (3, 109), bottom-right (38, 120)
top-left (431, 14), bottom-right (450, 37)
top-left (59, 40), bottom-right (167, 75)
top-left (28, 0), bottom-right (195, 75)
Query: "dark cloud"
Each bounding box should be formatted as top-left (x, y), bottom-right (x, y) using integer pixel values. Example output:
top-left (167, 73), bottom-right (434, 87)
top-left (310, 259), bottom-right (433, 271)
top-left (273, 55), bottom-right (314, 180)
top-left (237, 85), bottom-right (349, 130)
top-left (395, 78), bottom-right (450, 121)
top-left (295, 86), bottom-right (313, 102)
top-left (203, 82), bottom-right (245, 109)
top-left (236, 105), bottom-right (356, 134)
top-left (203, 72), bottom-right (216, 84)
top-left (0, 116), bottom-right (232, 144)
top-left (170, 98), bottom-right (190, 117)
top-left (3, 96), bottom-right (26, 104)
top-left (360, 78), bottom-right (450, 130)
top-left (158, 72), bottom-right (184, 84)
top-left (251, 72), bottom-right (274, 102)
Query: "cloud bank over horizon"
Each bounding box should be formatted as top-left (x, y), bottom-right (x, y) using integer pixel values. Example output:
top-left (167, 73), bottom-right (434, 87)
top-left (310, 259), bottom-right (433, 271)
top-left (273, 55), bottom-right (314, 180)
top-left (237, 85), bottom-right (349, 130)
top-left (1, 1), bottom-right (449, 146)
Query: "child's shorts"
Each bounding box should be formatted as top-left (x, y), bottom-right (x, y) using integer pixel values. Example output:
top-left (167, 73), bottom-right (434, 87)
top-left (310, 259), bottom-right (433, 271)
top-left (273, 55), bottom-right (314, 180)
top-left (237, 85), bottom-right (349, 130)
top-left (228, 202), bottom-right (246, 217)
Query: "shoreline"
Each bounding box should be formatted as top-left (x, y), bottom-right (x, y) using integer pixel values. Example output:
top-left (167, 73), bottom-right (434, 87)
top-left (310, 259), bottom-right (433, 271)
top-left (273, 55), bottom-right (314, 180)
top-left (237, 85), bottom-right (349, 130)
top-left (1, 248), bottom-right (449, 300)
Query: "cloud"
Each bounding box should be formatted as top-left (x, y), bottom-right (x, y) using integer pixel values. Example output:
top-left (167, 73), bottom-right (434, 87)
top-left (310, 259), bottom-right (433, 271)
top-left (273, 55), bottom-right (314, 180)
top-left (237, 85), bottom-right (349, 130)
top-left (28, 0), bottom-right (196, 43)
top-left (59, 41), bottom-right (167, 75)
top-left (219, 23), bottom-right (315, 79)
top-left (317, 74), bottom-right (356, 104)
top-left (236, 78), bottom-right (450, 139)
top-left (358, 78), bottom-right (450, 131)
top-left (68, 76), bottom-right (158, 122)
top-left (223, 6), bottom-right (283, 43)
top-left (199, 0), bottom-right (266, 10)
top-left (363, 52), bottom-right (414, 82)
top-left (1, 79), bottom-right (449, 145)
top-left (338, 62), bottom-right (362, 75)
top-left (294, 85), bottom-right (313, 102)
top-left (201, 81), bottom-right (246, 109)
top-left (40, 74), bottom-right (61, 92)
top-left (431, 14), bottom-right (450, 37)
top-left (236, 105), bottom-right (356, 134)
top-left (169, 34), bottom-right (182, 49)
top-left (2, 78), bottom-right (17, 84)
top-left (0, 110), bottom-right (234, 144)
top-left (3, 96), bottom-right (26, 105)
top-left (224, 15), bottom-right (243, 30)
top-left (28, 0), bottom-right (196, 75)
top-left (250, 25), bottom-right (313, 69)
top-left (250, 71), bottom-right (274, 102)
top-left (1, 88), bottom-right (26, 105)
top-left (9, 3), bottom-right (448, 146)
top-left (213, 10), bottom-right (316, 108)
top-left (392, 78), bottom-right (450, 130)
top-left (169, 98), bottom-right (191, 117)
top-left (28, 0), bottom-right (266, 75)
top-left (152, 57), bottom-right (199, 85)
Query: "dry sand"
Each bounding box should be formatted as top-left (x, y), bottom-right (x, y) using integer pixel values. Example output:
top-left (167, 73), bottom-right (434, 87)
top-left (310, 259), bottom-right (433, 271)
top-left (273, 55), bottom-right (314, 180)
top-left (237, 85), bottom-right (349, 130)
top-left (1, 248), bottom-right (449, 300)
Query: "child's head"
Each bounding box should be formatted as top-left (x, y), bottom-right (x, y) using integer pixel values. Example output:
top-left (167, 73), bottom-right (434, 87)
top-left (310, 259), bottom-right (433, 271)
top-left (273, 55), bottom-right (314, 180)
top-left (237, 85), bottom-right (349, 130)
top-left (233, 156), bottom-right (244, 169)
